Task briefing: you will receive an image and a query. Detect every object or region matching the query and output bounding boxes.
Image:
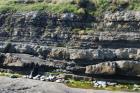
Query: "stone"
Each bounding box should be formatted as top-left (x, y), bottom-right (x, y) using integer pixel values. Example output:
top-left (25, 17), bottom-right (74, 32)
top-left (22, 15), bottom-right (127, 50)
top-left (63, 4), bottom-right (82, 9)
top-left (115, 49), bottom-right (129, 59)
top-left (116, 60), bottom-right (140, 76)
top-left (107, 82), bottom-right (117, 86)
top-left (85, 62), bottom-right (116, 75)
top-left (3, 53), bottom-right (23, 67)
top-left (46, 75), bottom-right (55, 81)
top-left (40, 75), bottom-right (45, 79)
top-left (50, 48), bottom-right (69, 59)
top-left (33, 75), bottom-right (41, 80)
top-left (40, 75), bottom-right (46, 81)
top-left (55, 79), bottom-right (64, 83)
top-left (56, 74), bottom-right (65, 79)
top-left (94, 81), bottom-right (107, 88)
top-left (40, 78), bottom-right (46, 81)
top-left (29, 75), bottom-right (33, 79)
top-left (22, 75), bottom-right (28, 78)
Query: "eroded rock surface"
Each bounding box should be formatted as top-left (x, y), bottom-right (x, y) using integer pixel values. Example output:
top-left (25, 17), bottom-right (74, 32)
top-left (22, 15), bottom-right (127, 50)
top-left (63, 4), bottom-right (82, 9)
top-left (0, 77), bottom-right (132, 93)
top-left (85, 62), bottom-right (116, 75)
top-left (0, 10), bottom-right (140, 80)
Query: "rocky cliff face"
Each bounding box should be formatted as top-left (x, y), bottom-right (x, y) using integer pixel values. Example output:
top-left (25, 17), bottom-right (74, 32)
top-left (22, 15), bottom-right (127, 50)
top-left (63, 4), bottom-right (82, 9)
top-left (0, 10), bottom-right (140, 79)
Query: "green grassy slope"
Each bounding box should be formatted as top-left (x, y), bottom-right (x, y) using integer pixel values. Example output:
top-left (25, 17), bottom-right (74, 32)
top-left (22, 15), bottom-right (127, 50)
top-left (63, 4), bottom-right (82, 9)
top-left (0, 0), bottom-right (140, 15)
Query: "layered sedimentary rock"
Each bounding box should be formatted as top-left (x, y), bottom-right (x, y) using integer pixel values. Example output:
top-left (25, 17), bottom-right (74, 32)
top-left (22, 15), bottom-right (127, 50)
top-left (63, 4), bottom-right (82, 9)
top-left (85, 62), bottom-right (116, 75)
top-left (0, 10), bottom-right (140, 78)
top-left (1, 43), bottom-right (140, 61)
top-left (86, 60), bottom-right (140, 77)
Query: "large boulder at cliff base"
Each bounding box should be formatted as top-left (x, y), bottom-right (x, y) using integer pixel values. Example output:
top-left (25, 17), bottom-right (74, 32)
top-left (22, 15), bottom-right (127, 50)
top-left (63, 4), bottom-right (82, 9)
top-left (116, 60), bottom-right (140, 77)
top-left (85, 62), bottom-right (116, 75)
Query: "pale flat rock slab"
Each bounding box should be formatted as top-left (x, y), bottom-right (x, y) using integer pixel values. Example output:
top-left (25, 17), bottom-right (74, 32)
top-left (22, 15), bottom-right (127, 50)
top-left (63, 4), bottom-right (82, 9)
top-left (0, 77), bottom-right (137, 93)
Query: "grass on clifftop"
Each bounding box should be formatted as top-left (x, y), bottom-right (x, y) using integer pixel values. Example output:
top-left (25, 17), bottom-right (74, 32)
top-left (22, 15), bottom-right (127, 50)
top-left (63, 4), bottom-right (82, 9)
top-left (0, 0), bottom-right (140, 15)
top-left (0, 0), bottom-right (79, 13)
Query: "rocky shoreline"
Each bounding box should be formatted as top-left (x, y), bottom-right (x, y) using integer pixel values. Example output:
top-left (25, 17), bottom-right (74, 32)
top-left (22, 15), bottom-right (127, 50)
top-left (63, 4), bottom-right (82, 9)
top-left (1, 76), bottom-right (137, 93)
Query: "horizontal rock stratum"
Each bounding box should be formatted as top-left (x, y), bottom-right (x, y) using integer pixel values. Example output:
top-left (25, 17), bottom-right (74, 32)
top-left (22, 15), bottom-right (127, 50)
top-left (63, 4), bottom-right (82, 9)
top-left (1, 43), bottom-right (140, 61)
top-left (0, 10), bottom-right (140, 80)
top-left (86, 60), bottom-right (140, 77)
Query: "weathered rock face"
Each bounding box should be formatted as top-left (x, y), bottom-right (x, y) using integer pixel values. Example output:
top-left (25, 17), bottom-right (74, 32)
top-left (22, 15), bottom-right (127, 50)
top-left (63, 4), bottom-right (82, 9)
top-left (85, 60), bottom-right (140, 77)
top-left (0, 10), bottom-right (140, 79)
top-left (1, 43), bottom-right (140, 62)
top-left (116, 61), bottom-right (140, 76)
top-left (85, 62), bottom-right (116, 75)
top-left (103, 11), bottom-right (140, 32)
top-left (104, 11), bottom-right (140, 21)
top-left (3, 53), bottom-right (23, 67)
top-left (50, 48), bottom-right (69, 60)
top-left (0, 53), bottom-right (57, 74)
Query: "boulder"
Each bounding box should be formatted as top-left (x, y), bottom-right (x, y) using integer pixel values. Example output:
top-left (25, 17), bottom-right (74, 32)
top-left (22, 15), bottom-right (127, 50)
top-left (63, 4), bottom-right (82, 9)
top-left (85, 62), bottom-right (116, 75)
top-left (50, 48), bottom-right (69, 59)
top-left (115, 48), bottom-right (129, 59)
top-left (3, 53), bottom-right (23, 67)
top-left (116, 60), bottom-right (140, 76)
top-left (94, 81), bottom-right (107, 88)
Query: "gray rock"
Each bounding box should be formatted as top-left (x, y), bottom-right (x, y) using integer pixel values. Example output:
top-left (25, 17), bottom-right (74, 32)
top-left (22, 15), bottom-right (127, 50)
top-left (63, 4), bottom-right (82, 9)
top-left (85, 62), bottom-right (116, 75)
top-left (46, 75), bottom-right (55, 81)
top-left (94, 81), bottom-right (107, 88)
top-left (116, 60), bottom-right (140, 76)
top-left (33, 74), bottom-right (41, 80)
top-left (107, 82), bottom-right (117, 86)
top-left (115, 49), bottom-right (129, 59)
top-left (55, 79), bottom-right (64, 83)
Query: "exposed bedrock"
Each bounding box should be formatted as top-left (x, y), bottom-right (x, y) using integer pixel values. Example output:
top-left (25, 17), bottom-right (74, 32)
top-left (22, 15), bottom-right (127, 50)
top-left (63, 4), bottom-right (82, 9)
top-left (1, 43), bottom-right (140, 62)
top-left (3, 52), bottom-right (140, 77)
top-left (0, 53), bottom-right (54, 75)
top-left (85, 60), bottom-right (140, 77)
top-left (0, 53), bottom-right (84, 75)
top-left (0, 10), bottom-right (140, 79)
top-left (85, 62), bottom-right (116, 75)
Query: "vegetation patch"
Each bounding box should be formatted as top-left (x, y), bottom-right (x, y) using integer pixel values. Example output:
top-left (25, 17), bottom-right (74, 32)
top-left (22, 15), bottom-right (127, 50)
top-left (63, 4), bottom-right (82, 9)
top-left (66, 79), bottom-right (140, 92)
top-left (0, 0), bottom-right (140, 15)
top-left (0, 72), bottom-right (22, 78)
top-left (66, 79), bottom-right (93, 89)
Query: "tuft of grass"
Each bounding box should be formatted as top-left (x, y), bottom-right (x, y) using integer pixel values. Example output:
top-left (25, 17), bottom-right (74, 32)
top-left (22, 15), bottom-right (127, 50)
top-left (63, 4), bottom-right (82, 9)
top-left (0, 0), bottom-right (79, 13)
top-left (66, 80), bottom-right (93, 89)
top-left (104, 84), bottom-right (135, 92)
top-left (0, 0), bottom-right (140, 16)
top-left (66, 79), bottom-right (140, 92)
top-left (0, 72), bottom-right (22, 78)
